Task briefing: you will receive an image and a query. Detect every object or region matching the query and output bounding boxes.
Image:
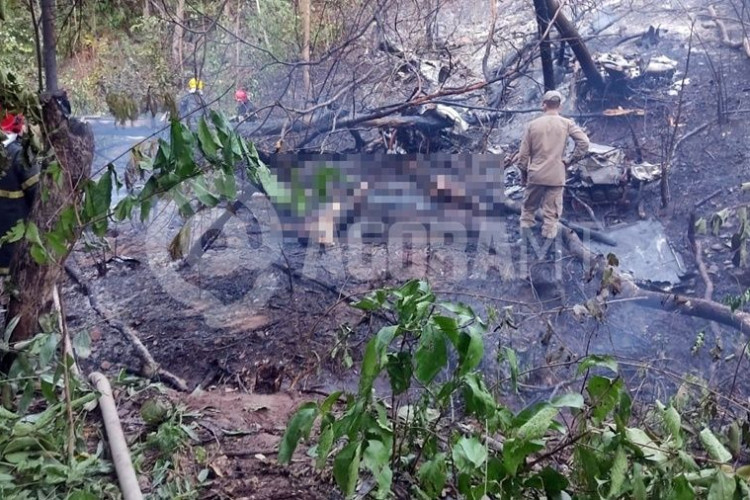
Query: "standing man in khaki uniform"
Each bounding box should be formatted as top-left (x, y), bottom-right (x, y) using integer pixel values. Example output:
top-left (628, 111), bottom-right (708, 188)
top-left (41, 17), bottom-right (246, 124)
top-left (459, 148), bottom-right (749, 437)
top-left (517, 90), bottom-right (589, 246)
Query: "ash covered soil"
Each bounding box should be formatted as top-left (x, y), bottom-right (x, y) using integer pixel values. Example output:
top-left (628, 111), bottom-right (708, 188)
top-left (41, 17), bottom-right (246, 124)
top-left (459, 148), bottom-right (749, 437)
top-left (62, 0), bottom-right (750, 496)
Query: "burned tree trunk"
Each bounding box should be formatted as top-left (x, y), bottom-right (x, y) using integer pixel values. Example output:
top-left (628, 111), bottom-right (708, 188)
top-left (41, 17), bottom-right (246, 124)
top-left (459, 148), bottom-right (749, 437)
top-left (300, 0), bottom-right (311, 98)
top-left (4, 94), bottom-right (94, 348)
top-left (172, 0), bottom-right (185, 74)
top-left (533, 0), bottom-right (555, 91)
top-left (543, 0), bottom-right (605, 92)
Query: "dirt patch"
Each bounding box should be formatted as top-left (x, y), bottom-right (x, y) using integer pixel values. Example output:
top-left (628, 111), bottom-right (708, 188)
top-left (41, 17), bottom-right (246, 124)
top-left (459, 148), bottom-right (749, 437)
top-left (179, 390), bottom-right (338, 500)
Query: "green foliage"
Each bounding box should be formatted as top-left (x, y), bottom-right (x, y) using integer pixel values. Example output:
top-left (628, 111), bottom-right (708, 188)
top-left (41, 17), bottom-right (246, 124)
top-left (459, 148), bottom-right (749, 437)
top-left (279, 280), bottom-right (585, 499)
top-left (0, 317), bottom-right (118, 498)
top-left (0, 1), bottom-right (36, 87)
top-left (131, 403), bottom-right (206, 499)
top-left (280, 282), bottom-right (750, 499)
top-left (695, 204), bottom-right (750, 270)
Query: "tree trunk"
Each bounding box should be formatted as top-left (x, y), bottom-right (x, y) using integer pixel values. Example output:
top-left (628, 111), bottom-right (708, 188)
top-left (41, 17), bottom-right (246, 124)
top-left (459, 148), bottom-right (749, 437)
top-left (40, 0), bottom-right (58, 92)
top-left (543, 0), bottom-right (605, 92)
top-left (235, 0), bottom-right (241, 87)
top-left (173, 0), bottom-right (185, 75)
top-left (300, 0), bottom-right (311, 99)
top-left (4, 94), bottom-right (94, 350)
top-left (425, 0), bottom-right (439, 50)
top-left (533, 0), bottom-right (555, 91)
top-left (144, 0), bottom-right (151, 17)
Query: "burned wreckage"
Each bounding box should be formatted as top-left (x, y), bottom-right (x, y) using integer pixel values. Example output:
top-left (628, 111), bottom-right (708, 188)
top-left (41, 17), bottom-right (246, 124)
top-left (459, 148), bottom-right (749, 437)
top-left (505, 143), bottom-right (662, 206)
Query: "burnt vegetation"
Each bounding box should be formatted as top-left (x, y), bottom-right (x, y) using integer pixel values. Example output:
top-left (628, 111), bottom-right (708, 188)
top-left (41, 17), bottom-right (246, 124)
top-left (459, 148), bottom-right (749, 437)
top-left (3, 0), bottom-right (750, 497)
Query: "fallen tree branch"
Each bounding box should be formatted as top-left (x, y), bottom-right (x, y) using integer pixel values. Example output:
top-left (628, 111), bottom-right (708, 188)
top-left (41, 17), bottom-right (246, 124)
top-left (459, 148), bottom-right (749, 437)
top-left (64, 261), bottom-right (189, 391)
top-left (707, 5), bottom-right (750, 57)
top-left (569, 191), bottom-right (605, 231)
top-left (563, 228), bottom-right (750, 333)
top-left (673, 120), bottom-right (715, 154)
top-left (694, 188), bottom-right (723, 209)
top-left (498, 198), bottom-right (617, 246)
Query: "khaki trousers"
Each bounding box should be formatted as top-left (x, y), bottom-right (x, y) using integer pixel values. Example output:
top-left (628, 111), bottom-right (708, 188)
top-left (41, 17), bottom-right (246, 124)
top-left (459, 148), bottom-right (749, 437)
top-left (520, 184), bottom-right (564, 238)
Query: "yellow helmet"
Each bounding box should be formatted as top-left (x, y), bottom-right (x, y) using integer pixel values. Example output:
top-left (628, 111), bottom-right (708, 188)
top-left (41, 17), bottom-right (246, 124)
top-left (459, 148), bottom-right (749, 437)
top-left (188, 77), bottom-right (204, 92)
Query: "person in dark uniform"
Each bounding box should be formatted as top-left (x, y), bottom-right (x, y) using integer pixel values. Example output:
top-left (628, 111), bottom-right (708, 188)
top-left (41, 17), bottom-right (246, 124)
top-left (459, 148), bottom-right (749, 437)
top-left (178, 77), bottom-right (206, 127)
top-left (234, 89), bottom-right (257, 122)
top-left (0, 113), bottom-right (39, 277)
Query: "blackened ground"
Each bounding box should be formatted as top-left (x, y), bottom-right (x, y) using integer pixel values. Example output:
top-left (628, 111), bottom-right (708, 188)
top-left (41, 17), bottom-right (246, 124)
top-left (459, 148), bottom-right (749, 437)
top-left (62, 0), bottom-right (750, 496)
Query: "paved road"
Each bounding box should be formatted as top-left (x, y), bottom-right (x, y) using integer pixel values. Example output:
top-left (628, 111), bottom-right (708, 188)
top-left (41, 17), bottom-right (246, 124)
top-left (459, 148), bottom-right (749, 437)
top-left (85, 115), bottom-right (168, 202)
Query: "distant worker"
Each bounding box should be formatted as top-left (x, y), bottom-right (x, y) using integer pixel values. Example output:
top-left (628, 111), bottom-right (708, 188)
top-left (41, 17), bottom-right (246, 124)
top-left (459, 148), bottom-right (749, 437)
top-left (0, 112), bottom-right (39, 277)
top-left (188, 77), bottom-right (204, 95)
top-left (234, 89), bottom-right (257, 122)
top-left (179, 77), bottom-right (206, 126)
top-left (516, 90), bottom-right (589, 246)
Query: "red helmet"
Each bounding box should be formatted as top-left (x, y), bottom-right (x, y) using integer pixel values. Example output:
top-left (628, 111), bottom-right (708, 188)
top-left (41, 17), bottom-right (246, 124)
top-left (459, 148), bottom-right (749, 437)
top-left (0, 113), bottom-right (24, 134)
top-left (234, 89), bottom-right (248, 102)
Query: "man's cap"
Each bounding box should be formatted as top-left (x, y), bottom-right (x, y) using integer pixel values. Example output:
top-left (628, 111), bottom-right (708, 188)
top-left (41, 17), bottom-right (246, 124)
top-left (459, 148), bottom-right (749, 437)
top-left (541, 90), bottom-right (563, 104)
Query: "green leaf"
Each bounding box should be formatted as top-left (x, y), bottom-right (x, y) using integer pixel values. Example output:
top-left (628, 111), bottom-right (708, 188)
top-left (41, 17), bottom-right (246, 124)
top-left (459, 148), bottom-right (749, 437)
top-left (659, 402), bottom-right (683, 448)
top-left (29, 244), bottom-right (48, 265)
top-left (550, 393), bottom-right (584, 409)
top-left (463, 373), bottom-right (496, 420)
top-left (707, 470), bottom-right (736, 500)
top-left (278, 402), bottom-right (318, 464)
top-left (214, 171), bottom-right (237, 200)
top-left (587, 376), bottom-right (624, 424)
top-left (0, 220), bottom-right (26, 244)
top-left (362, 440), bottom-right (392, 497)
top-left (608, 445), bottom-right (627, 499)
top-left (170, 119), bottom-right (196, 177)
top-left (735, 465), bottom-right (750, 480)
top-left (24, 220), bottom-right (43, 246)
top-left (385, 352), bottom-right (412, 395)
top-left (38, 333), bottom-right (59, 368)
top-left (633, 463), bottom-right (647, 500)
top-left (700, 428), bottom-right (733, 464)
top-left (539, 466), bottom-right (569, 496)
top-left (333, 441), bottom-right (362, 497)
top-left (113, 196), bottom-right (135, 221)
top-left (67, 491), bottom-right (99, 500)
top-left (503, 437), bottom-right (544, 476)
top-left (452, 436), bottom-right (487, 474)
top-left (358, 326), bottom-right (397, 397)
top-left (315, 424), bottom-right (334, 469)
top-left (415, 325), bottom-right (447, 384)
top-left (670, 474), bottom-right (695, 500)
top-left (72, 330), bottom-right (92, 359)
top-left (456, 327), bottom-right (484, 375)
top-left (196, 117), bottom-right (220, 158)
top-left (626, 427), bottom-right (667, 463)
top-left (577, 355), bottom-right (618, 375)
top-left (210, 110), bottom-right (233, 144)
top-left (727, 421), bottom-right (741, 458)
top-left (503, 347), bottom-right (519, 393)
top-left (417, 453), bottom-right (447, 497)
top-left (516, 404), bottom-right (558, 440)
top-left (678, 450), bottom-right (700, 471)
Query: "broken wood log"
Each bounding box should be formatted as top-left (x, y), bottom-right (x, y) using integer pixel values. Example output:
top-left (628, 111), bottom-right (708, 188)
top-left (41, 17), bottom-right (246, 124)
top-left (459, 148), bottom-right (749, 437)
top-left (707, 5), bottom-right (750, 58)
top-left (63, 261), bottom-right (189, 391)
top-left (563, 228), bottom-right (750, 334)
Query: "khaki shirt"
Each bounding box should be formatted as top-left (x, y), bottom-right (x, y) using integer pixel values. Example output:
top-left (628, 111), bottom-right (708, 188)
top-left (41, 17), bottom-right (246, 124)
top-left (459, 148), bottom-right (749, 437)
top-left (517, 113), bottom-right (589, 186)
